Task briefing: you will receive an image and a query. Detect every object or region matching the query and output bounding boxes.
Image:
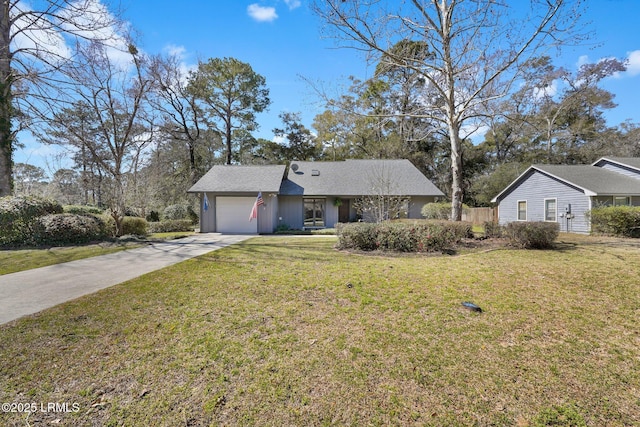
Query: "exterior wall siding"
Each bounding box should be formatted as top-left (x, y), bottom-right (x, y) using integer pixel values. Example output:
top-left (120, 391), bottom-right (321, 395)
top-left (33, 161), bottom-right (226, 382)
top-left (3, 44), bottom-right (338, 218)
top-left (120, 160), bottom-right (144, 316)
top-left (278, 196), bottom-right (304, 229)
top-left (497, 170), bottom-right (592, 233)
top-left (409, 196), bottom-right (434, 219)
top-left (200, 192), bottom-right (216, 232)
top-left (257, 193), bottom-right (278, 234)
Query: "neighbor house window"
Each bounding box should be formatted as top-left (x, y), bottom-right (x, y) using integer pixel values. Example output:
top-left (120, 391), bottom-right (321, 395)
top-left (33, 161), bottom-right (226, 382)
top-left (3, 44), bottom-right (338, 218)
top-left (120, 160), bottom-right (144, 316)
top-left (614, 196), bottom-right (631, 206)
top-left (304, 198), bottom-right (325, 227)
top-left (517, 200), bottom-right (527, 221)
top-left (544, 199), bottom-right (557, 222)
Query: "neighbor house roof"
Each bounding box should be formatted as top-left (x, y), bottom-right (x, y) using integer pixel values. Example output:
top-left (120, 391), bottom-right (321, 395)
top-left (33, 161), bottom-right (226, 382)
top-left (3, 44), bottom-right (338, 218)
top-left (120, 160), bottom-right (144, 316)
top-left (278, 159), bottom-right (444, 197)
top-left (187, 164), bottom-right (287, 194)
top-left (593, 157), bottom-right (640, 172)
top-left (491, 163), bottom-right (640, 203)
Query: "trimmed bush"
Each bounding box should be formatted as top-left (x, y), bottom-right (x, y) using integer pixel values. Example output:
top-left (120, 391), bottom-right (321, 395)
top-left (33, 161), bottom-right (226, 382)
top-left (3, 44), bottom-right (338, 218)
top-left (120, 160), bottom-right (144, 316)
top-left (146, 210), bottom-right (160, 222)
top-left (504, 221), bottom-right (559, 249)
top-left (421, 202), bottom-right (470, 220)
top-left (63, 205), bottom-right (104, 215)
top-left (336, 220), bottom-right (472, 252)
top-left (147, 220), bottom-right (194, 233)
top-left (34, 213), bottom-right (107, 246)
top-left (0, 196), bottom-right (63, 246)
top-left (588, 206), bottom-right (640, 237)
top-left (336, 222), bottom-right (379, 251)
top-left (163, 204), bottom-right (189, 221)
top-left (483, 221), bottom-right (503, 238)
top-left (121, 216), bottom-right (148, 236)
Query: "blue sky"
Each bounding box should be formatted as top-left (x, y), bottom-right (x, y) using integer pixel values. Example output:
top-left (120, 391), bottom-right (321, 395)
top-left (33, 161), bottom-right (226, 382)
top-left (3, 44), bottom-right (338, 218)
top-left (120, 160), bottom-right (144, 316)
top-left (15, 0), bottom-right (640, 170)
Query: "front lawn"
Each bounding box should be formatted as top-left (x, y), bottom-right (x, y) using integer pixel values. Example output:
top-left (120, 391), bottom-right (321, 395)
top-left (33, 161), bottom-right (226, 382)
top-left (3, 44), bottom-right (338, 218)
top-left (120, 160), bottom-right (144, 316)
top-left (0, 235), bottom-right (638, 426)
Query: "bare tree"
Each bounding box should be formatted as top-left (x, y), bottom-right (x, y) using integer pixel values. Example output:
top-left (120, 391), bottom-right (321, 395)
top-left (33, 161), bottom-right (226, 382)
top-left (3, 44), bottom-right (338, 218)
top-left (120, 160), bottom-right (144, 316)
top-left (40, 41), bottom-right (153, 235)
top-left (353, 164), bottom-right (410, 222)
top-left (148, 54), bottom-right (205, 184)
top-left (312, 0), bottom-right (587, 220)
top-left (0, 0), bottom-right (122, 196)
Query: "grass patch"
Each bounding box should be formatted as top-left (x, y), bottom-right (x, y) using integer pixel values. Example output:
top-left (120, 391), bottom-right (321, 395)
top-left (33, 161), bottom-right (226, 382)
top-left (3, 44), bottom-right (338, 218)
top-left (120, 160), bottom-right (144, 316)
top-left (0, 235), bottom-right (639, 425)
top-left (0, 243), bottom-right (142, 275)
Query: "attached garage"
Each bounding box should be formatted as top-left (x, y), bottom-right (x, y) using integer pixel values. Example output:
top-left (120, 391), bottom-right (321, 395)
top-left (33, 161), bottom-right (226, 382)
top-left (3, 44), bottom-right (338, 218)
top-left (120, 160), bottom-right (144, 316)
top-left (215, 197), bottom-right (257, 234)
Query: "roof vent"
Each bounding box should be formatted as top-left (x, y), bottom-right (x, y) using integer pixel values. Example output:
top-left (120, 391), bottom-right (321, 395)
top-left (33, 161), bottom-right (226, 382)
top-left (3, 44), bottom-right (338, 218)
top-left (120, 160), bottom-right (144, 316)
top-left (291, 163), bottom-right (299, 172)
top-left (311, 169), bottom-right (320, 176)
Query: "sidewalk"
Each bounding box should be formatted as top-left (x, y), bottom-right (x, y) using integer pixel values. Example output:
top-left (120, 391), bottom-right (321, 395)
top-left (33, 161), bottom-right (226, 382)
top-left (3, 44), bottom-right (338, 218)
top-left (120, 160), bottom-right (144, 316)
top-left (0, 233), bottom-right (254, 325)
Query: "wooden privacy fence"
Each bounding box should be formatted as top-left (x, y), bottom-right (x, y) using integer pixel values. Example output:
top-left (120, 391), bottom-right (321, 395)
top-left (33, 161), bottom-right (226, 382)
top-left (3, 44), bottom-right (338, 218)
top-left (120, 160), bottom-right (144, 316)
top-left (462, 207), bottom-right (497, 224)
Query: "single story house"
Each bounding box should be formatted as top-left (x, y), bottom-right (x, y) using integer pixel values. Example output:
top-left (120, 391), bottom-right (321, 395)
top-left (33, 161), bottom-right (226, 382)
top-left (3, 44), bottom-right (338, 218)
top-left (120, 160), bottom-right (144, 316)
top-left (188, 159), bottom-right (444, 234)
top-left (491, 157), bottom-right (640, 233)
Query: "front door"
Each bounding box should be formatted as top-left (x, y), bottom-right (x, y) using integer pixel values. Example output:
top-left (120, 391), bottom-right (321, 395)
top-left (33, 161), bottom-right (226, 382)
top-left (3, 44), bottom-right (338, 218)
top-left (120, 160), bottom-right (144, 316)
top-left (338, 199), bottom-right (350, 223)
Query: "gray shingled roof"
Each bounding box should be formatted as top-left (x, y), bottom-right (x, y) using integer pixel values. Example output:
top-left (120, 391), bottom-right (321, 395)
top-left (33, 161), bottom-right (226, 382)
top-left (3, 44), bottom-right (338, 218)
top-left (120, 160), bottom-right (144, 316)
top-left (187, 164), bottom-right (286, 193)
top-left (533, 164), bottom-right (640, 195)
top-left (279, 159), bottom-right (444, 197)
top-left (595, 157), bottom-right (640, 171)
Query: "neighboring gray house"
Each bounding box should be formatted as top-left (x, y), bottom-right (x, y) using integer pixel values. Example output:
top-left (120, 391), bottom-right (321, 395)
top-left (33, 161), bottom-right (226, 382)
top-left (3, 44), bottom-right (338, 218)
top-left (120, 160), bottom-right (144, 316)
top-left (188, 159), bottom-right (444, 233)
top-left (491, 157), bottom-right (640, 233)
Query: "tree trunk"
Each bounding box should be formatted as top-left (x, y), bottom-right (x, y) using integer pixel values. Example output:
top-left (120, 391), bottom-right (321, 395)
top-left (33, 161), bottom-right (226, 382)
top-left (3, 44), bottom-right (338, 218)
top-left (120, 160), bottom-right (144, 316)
top-left (449, 125), bottom-right (464, 221)
top-left (0, 3), bottom-right (13, 196)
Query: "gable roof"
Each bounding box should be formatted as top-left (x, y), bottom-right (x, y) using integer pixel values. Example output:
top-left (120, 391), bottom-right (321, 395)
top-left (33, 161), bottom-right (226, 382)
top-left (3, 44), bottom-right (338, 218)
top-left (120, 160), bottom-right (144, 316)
top-left (491, 162), bottom-right (640, 203)
top-left (187, 164), bottom-right (287, 194)
top-left (188, 159), bottom-right (444, 197)
top-left (593, 157), bottom-right (640, 172)
top-left (279, 159), bottom-right (444, 197)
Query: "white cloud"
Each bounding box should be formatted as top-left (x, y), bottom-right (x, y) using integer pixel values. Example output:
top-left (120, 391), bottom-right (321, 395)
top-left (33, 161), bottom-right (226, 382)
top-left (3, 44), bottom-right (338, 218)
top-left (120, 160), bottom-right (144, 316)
top-left (576, 55), bottom-right (590, 68)
top-left (284, 0), bottom-right (301, 10)
top-left (625, 50), bottom-right (640, 76)
top-left (247, 4), bottom-right (278, 22)
top-left (532, 79), bottom-right (558, 99)
top-left (164, 44), bottom-right (187, 58)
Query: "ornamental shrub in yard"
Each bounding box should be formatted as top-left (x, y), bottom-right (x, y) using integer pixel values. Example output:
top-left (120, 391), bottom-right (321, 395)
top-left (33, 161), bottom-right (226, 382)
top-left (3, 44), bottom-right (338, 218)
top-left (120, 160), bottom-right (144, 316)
top-left (588, 206), bottom-right (640, 237)
top-left (147, 220), bottom-right (194, 233)
top-left (504, 221), bottom-right (559, 249)
top-left (35, 213), bottom-right (108, 246)
top-left (0, 196), bottom-right (63, 246)
top-left (336, 220), bottom-right (472, 252)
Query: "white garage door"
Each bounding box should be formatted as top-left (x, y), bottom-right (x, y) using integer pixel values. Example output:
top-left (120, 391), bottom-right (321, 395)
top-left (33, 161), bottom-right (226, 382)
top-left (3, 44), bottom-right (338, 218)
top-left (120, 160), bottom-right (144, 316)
top-left (216, 197), bottom-right (258, 233)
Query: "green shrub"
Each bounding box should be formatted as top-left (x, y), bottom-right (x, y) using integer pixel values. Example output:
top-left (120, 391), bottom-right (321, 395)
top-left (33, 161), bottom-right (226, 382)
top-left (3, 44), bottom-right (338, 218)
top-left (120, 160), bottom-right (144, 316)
top-left (483, 221), bottom-right (503, 238)
top-left (421, 202), bottom-right (452, 220)
top-left (163, 204), bottom-right (189, 220)
top-left (336, 220), bottom-right (472, 252)
top-left (34, 213), bottom-right (107, 246)
top-left (146, 210), bottom-right (160, 222)
top-left (147, 220), bottom-right (194, 233)
top-left (588, 206), bottom-right (640, 237)
top-left (121, 216), bottom-right (148, 236)
top-left (504, 221), bottom-right (559, 249)
top-left (336, 223), bottom-right (379, 251)
top-left (63, 205), bottom-right (104, 215)
top-left (0, 196), bottom-right (63, 246)
top-left (421, 202), bottom-right (471, 220)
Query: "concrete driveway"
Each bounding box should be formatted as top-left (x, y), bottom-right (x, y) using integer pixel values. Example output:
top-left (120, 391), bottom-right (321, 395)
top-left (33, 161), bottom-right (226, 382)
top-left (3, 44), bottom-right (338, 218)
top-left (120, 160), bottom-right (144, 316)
top-left (0, 233), bottom-right (254, 325)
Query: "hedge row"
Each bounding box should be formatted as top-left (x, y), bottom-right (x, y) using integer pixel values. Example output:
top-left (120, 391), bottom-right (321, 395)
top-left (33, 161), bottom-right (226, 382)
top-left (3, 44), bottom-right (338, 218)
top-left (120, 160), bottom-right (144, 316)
top-left (1, 196), bottom-right (64, 246)
top-left (588, 206), bottom-right (640, 237)
top-left (147, 220), bottom-right (194, 233)
top-left (35, 213), bottom-right (108, 246)
top-left (336, 220), bottom-right (473, 252)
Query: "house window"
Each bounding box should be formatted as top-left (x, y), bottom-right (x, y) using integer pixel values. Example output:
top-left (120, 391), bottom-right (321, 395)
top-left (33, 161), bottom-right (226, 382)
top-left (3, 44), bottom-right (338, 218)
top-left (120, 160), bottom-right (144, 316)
top-left (304, 198), bottom-right (325, 227)
top-left (544, 199), bottom-right (557, 222)
top-left (517, 200), bottom-right (527, 221)
top-left (614, 196), bottom-right (631, 206)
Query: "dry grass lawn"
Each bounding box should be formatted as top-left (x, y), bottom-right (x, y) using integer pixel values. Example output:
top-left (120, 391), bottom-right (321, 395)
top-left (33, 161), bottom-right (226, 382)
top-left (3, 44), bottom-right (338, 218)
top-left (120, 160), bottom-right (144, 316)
top-left (0, 234), bottom-right (638, 426)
